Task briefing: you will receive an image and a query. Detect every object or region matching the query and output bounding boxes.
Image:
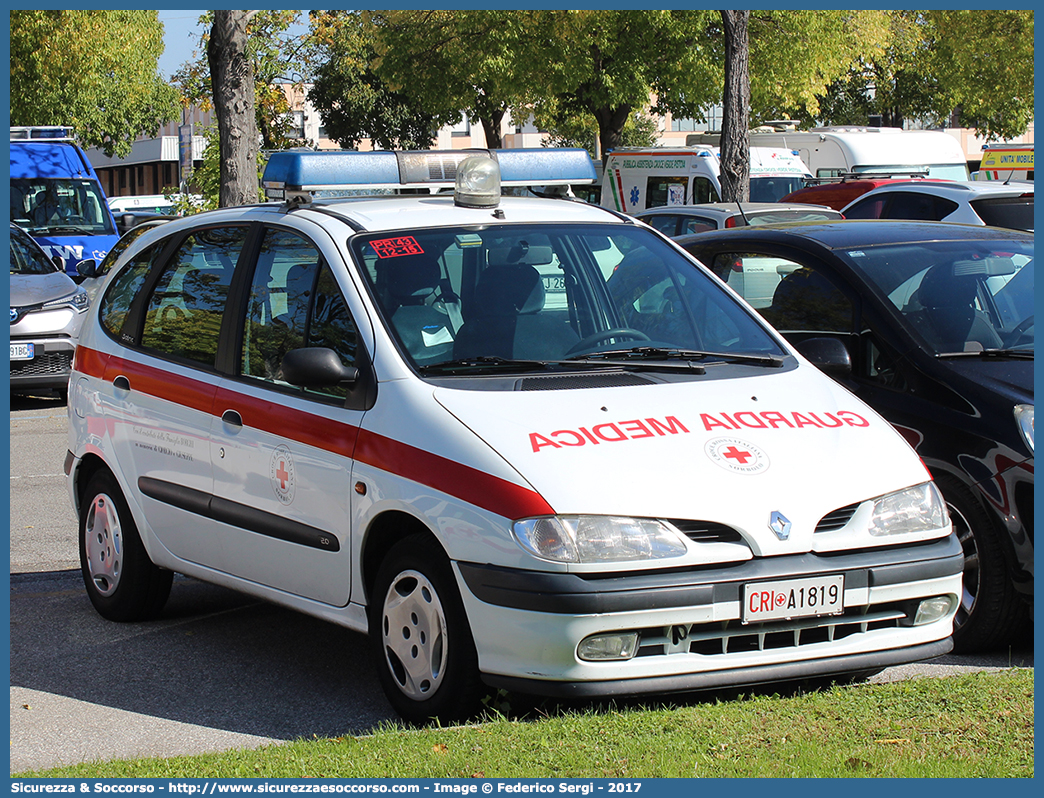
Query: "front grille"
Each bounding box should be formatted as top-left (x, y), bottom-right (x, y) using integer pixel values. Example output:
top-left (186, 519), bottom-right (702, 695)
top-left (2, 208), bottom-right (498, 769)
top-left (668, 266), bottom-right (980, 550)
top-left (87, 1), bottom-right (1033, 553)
top-left (519, 373), bottom-right (654, 390)
top-left (670, 519), bottom-right (744, 544)
top-left (633, 601), bottom-right (910, 658)
top-left (10, 351), bottom-right (72, 377)
top-left (815, 502), bottom-right (860, 533)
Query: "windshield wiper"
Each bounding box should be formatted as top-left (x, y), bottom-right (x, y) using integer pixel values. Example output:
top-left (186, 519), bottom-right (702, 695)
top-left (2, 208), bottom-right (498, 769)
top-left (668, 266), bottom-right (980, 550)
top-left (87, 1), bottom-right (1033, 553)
top-left (36, 225), bottom-right (93, 234)
top-left (419, 356), bottom-right (557, 374)
top-left (567, 346), bottom-right (785, 368)
top-left (936, 348), bottom-right (1033, 359)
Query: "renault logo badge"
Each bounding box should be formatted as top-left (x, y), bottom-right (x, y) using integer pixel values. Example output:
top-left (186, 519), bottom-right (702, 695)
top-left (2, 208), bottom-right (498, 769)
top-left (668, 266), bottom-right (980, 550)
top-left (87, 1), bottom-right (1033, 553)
top-left (769, 511), bottom-right (792, 540)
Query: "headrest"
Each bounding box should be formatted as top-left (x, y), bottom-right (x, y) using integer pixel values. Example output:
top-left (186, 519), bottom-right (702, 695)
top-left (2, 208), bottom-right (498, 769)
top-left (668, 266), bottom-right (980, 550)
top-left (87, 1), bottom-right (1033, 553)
top-left (386, 255), bottom-right (441, 302)
top-left (918, 262), bottom-right (981, 310)
top-left (474, 264), bottom-right (545, 315)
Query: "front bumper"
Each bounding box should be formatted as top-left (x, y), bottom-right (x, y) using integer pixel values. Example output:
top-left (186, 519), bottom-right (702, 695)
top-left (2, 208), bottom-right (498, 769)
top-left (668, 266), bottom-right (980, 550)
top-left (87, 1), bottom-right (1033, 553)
top-left (456, 534), bottom-right (962, 695)
top-left (10, 336), bottom-right (76, 391)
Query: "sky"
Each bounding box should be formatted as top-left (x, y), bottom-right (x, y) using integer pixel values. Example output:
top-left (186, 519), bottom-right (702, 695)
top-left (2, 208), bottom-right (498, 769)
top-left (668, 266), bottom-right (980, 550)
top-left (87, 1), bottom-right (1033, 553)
top-left (157, 10), bottom-right (207, 79)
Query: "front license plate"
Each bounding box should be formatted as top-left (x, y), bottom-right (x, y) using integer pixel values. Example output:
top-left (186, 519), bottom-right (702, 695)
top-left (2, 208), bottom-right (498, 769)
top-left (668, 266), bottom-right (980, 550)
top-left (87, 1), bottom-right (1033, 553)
top-left (742, 574), bottom-right (844, 624)
top-left (10, 343), bottom-right (34, 361)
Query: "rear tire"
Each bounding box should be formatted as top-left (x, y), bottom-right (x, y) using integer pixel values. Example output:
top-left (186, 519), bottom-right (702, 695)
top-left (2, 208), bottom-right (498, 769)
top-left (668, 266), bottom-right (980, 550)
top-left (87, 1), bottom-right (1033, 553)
top-left (369, 534), bottom-right (486, 724)
top-left (939, 475), bottom-right (1027, 652)
top-left (79, 471), bottom-right (172, 622)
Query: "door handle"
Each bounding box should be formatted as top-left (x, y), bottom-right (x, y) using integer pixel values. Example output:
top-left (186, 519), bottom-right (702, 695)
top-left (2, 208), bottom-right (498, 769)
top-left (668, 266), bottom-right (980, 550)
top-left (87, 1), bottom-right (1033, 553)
top-left (221, 409), bottom-right (243, 427)
top-left (113, 375), bottom-right (130, 391)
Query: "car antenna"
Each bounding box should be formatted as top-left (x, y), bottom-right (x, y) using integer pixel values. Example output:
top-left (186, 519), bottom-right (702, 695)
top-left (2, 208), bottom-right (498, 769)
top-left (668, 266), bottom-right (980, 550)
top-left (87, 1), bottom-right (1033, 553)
top-left (735, 198), bottom-right (751, 226)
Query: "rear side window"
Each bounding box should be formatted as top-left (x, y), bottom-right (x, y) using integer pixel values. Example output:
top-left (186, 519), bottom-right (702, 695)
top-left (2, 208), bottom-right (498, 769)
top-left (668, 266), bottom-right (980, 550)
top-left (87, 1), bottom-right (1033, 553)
top-left (139, 227), bottom-right (246, 367)
top-left (882, 191), bottom-right (959, 221)
top-left (971, 196), bottom-right (1034, 231)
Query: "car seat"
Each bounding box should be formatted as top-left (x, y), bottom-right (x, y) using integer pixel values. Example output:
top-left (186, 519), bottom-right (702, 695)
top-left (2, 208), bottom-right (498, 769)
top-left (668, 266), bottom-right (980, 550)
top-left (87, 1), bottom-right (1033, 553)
top-left (453, 263), bottom-right (579, 360)
top-left (907, 261), bottom-right (1003, 352)
top-left (383, 253), bottom-right (457, 365)
top-left (764, 267), bottom-right (850, 333)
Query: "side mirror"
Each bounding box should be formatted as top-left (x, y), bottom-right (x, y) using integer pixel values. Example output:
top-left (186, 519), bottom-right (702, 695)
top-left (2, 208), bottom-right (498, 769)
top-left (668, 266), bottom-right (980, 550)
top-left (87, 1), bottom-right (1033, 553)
top-left (795, 337), bottom-right (851, 377)
top-left (281, 347), bottom-right (359, 388)
top-left (75, 259), bottom-right (99, 279)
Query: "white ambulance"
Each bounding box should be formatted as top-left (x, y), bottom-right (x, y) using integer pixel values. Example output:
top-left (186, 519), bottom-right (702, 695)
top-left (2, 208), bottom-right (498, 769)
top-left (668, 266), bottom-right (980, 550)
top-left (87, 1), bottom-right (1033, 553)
top-left (66, 148), bottom-right (961, 724)
top-left (601, 146), bottom-right (812, 213)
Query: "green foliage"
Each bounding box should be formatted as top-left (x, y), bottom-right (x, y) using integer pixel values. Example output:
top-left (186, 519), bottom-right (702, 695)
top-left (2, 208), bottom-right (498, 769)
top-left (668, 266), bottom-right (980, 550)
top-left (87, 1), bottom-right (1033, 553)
top-left (809, 10), bottom-right (1033, 139)
top-left (307, 12), bottom-right (448, 150)
top-left (542, 113), bottom-right (659, 156)
top-left (18, 671), bottom-right (1034, 778)
top-left (10, 10), bottom-right (180, 158)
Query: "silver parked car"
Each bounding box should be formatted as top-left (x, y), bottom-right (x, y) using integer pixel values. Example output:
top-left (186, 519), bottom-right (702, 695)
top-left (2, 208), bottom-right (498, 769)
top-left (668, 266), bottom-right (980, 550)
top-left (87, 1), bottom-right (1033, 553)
top-left (9, 222), bottom-right (90, 398)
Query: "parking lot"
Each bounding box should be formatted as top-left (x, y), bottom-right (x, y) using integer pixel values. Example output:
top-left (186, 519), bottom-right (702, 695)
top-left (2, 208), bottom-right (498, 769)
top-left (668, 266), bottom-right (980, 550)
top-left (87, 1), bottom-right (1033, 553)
top-left (9, 392), bottom-right (1033, 774)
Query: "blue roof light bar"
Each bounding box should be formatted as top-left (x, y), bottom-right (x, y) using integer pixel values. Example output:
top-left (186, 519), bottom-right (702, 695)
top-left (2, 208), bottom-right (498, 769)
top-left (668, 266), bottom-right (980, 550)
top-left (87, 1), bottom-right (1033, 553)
top-left (261, 148), bottom-right (596, 201)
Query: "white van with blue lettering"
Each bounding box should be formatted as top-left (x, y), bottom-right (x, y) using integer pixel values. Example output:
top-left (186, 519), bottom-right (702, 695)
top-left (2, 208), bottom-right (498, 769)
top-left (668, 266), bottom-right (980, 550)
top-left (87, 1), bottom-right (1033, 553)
top-left (66, 148), bottom-right (961, 724)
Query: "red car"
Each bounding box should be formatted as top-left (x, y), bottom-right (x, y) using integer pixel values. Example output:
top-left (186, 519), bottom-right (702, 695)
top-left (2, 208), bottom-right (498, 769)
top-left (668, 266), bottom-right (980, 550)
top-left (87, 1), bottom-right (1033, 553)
top-left (782, 176), bottom-right (951, 211)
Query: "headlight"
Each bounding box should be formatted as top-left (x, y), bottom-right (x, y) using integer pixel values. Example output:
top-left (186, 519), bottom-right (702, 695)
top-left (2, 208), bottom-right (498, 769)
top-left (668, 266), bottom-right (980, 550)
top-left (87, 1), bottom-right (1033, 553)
top-left (868, 481), bottom-right (949, 537)
top-left (1015, 404), bottom-right (1033, 454)
top-left (43, 288), bottom-right (90, 312)
top-left (513, 516), bottom-right (688, 563)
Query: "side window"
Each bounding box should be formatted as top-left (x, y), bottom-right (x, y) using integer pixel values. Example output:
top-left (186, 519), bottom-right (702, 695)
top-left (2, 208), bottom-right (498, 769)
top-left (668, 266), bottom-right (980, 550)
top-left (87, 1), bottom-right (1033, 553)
top-left (241, 228), bottom-right (358, 400)
top-left (645, 176), bottom-right (688, 208)
top-left (683, 217), bottom-right (716, 234)
top-left (864, 332), bottom-right (909, 391)
top-left (691, 177), bottom-right (720, 204)
top-left (644, 215), bottom-right (679, 236)
top-left (710, 253), bottom-right (853, 333)
top-left (843, 197), bottom-right (885, 220)
top-left (99, 243), bottom-right (164, 337)
top-left (883, 192), bottom-right (955, 221)
top-left (140, 227), bottom-right (245, 367)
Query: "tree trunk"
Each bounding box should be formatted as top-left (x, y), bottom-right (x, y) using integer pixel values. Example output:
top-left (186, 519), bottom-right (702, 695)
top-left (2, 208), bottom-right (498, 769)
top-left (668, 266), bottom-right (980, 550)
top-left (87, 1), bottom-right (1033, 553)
top-left (719, 10), bottom-right (751, 203)
top-left (208, 11), bottom-right (259, 207)
top-left (593, 105), bottom-right (632, 162)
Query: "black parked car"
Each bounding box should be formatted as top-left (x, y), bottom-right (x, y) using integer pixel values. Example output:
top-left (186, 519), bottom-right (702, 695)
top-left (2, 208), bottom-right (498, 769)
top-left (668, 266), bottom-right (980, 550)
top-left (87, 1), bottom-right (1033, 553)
top-left (677, 220), bottom-right (1033, 652)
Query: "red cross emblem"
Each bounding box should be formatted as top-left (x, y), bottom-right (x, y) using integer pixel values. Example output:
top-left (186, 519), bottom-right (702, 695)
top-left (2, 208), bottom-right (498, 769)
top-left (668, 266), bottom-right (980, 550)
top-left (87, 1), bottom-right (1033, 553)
top-left (276, 460), bottom-right (290, 490)
top-left (721, 446), bottom-right (753, 464)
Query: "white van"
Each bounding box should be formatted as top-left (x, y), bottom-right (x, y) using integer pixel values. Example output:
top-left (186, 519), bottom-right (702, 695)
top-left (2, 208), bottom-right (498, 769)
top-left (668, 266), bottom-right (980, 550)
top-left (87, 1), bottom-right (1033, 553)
top-left (107, 194), bottom-right (177, 215)
top-left (975, 143), bottom-right (1033, 182)
top-left (688, 126), bottom-right (970, 181)
top-left (601, 146), bottom-right (812, 213)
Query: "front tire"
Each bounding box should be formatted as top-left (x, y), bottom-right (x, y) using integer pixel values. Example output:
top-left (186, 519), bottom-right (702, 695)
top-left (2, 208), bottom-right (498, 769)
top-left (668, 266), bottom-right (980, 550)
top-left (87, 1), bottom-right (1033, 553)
top-left (79, 471), bottom-right (172, 622)
top-left (939, 476), bottom-right (1027, 652)
top-left (369, 535), bottom-right (486, 724)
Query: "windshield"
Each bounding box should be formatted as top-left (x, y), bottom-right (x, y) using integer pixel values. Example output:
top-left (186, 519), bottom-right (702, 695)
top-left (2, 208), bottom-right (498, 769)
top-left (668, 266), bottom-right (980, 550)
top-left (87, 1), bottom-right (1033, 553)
top-left (853, 163), bottom-right (969, 181)
top-left (841, 239), bottom-right (1034, 355)
top-left (351, 223), bottom-right (785, 372)
top-left (10, 227), bottom-right (60, 275)
top-left (749, 176), bottom-right (808, 203)
top-left (10, 177), bottom-right (117, 237)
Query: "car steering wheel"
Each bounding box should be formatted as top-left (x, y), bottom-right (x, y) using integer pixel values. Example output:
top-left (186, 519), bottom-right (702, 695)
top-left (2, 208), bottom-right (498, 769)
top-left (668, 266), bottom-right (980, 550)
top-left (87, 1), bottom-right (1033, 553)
top-left (1002, 315), bottom-right (1034, 348)
top-left (566, 327), bottom-right (651, 356)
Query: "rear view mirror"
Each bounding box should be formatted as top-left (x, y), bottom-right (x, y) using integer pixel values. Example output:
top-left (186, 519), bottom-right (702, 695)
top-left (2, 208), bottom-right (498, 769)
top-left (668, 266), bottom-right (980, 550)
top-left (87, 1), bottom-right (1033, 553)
top-left (281, 347), bottom-right (359, 388)
top-left (795, 337), bottom-right (851, 377)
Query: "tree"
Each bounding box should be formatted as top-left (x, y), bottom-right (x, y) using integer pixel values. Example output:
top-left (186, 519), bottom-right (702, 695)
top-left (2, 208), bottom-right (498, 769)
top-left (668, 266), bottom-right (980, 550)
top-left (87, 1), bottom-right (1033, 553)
top-left (810, 11), bottom-right (1033, 140)
top-left (173, 10), bottom-right (310, 151)
top-left (366, 11), bottom-right (535, 150)
top-left (10, 10), bottom-right (179, 157)
top-left (541, 113), bottom-right (659, 155)
top-left (307, 11), bottom-right (447, 149)
top-left (718, 11), bottom-right (751, 203)
top-left (208, 11), bottom-right (260, 207)
top-left (527, 11), bottom-right (720, 159)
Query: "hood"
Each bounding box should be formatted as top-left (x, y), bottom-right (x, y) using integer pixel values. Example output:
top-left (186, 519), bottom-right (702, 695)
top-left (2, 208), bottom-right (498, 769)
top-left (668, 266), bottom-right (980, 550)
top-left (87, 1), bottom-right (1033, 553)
top-left (9, 271), bottom-right (79, 307)
top-left (435, 366), bottom-right (930, 557)
top-left (935, 357), bottom-right (1033, 406)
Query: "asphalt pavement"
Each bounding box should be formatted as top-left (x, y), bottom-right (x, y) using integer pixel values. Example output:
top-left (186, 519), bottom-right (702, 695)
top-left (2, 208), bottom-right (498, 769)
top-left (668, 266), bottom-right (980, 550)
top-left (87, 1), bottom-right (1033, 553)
top-left (8, 392), bottom-right (1034, 774)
